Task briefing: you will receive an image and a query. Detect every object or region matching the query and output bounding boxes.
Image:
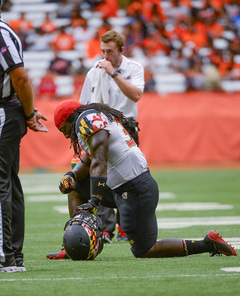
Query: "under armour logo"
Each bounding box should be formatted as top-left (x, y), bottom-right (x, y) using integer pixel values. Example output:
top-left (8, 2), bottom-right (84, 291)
top-left (98, 182), bottom-right (106, 187)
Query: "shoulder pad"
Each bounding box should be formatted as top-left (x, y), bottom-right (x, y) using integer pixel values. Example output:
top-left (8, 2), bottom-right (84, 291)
top-left (76, 109), bottom-right (108, 141)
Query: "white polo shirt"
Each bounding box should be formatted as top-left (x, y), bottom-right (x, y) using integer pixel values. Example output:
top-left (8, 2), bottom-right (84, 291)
top-left (79, 55), bottom-right (145, 119)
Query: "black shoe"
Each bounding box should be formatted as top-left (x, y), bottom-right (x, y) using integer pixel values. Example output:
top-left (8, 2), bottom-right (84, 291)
top-left (204, 230), bottom-right (237, 256)
top-left (0, 258), bottom-right (18, 273)
top-left (16, 260), bottom-right (27, 272)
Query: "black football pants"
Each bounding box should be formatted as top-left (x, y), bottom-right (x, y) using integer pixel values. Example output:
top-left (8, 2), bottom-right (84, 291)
top-left (75, 170), bottom-right (159, 257)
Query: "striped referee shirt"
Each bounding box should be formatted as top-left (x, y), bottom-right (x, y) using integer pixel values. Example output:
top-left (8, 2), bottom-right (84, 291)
top-left (0, 18), bottom-right (23, 101)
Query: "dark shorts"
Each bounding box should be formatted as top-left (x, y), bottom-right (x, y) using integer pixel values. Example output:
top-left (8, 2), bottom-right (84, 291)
top-left (75, 170), bottom-right (159, 257)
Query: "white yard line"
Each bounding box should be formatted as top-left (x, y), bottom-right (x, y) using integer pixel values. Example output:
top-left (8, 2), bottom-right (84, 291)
top-left (52, 201), bottom-right (234, 214)
top-left (0, 273), bottom-right (239, 282)
top-left (27, 195), bottom-right (66, 202)
top-left (26, 192), bottom-right (176, 202)
top-left (156, 202), bottom-right (233, 211)
top-left (221, 267), bottom-right (240, 272)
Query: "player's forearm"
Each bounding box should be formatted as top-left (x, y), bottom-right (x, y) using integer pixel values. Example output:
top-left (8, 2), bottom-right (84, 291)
top-left (72, 153), bottom-right (91, 181)
top-left (113, 75), bottom-right (142, 102)
top-left (72, 160), bottom-right (90, 181)
top-left (9, 67), bottom-right (34, 117)
top-left (88, 130), bottom-right (108, 178)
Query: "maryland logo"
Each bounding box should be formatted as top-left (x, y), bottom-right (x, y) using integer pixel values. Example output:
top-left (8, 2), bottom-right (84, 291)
top-left (79, 113), bottom-right (108, 141)
top-left (91, 114), bottom-right (108, 130)
top-left (82, 223), bottom-right (98, 260)
top-left (122, 192), bottom-right (128, 199)
top-left (79, 117), bottom-right (94, 141)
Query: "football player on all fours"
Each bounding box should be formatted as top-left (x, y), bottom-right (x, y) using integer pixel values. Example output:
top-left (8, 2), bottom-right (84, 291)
top-left (47, 100), bottom-right (237, 260)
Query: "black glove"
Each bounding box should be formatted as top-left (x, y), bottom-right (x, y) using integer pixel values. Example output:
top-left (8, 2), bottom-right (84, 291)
top-left (59, 171), bottom-right (76, 194)
top-left (73, 196), bottom-right (101, 215)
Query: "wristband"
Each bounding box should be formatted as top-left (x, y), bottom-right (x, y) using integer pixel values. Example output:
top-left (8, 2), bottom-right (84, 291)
top-left (90, 176), bottom-right (107, 201)
top-left (111, 71), bottom-right (118, 78)
top-left (65, 171), bottom-right (76, 179)
top-left (25, 111), bottom-right (35, 121)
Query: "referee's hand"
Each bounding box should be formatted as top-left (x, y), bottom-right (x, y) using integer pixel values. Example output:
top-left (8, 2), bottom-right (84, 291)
top-left (27, 111), bottom-right (48, 132)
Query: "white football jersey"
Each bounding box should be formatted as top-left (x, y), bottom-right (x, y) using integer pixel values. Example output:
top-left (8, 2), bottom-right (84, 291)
top-left (75, 109), bottom-right (148, 189)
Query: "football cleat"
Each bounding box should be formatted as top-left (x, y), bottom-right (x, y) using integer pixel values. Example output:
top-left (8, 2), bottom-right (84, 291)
top-left (46, 250), bottom-right (69, 260)
top-left (116, 225), bottom-right (128, 242)
top-left (16, 260), bottom-right (27, 272)
top-left (103, 231), bottom-right (113, 244)
top-left (204, 230), bottom-right (237, 256)
top-left (0, 258), bottom-right (18, 273)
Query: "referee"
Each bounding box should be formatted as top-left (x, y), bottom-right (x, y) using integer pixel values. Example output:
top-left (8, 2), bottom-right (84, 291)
top-left (0, 2), bottom-right (48, 273)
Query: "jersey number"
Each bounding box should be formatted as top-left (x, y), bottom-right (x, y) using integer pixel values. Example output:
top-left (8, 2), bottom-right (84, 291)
top-left (115, 118), bottom-right (135, 148)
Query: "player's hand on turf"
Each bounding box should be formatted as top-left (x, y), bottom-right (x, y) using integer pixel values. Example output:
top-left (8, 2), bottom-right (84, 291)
top-left (59, 171), bottom-right (76, 194)
top-left (73, 196), bottom-right (101, 214)
top-left (27, 111), bottom-right (48, 132)
top-left (74, 202), bottom-right (98, 214)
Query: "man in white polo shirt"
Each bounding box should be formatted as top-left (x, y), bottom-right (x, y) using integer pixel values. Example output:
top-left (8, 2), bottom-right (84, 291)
top-left (80, 30), bottom-right (145, 242)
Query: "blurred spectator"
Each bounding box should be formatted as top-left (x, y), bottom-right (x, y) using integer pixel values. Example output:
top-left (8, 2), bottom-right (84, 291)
top-left (197, 8), bottom-right (224, 39)
top-left (84, 0), bottom-right (104, 9)
top-left (49, 50), bottom-right (72, 75)
top-left (40, 12), bottom-right (56, 34)
top-left (94, 0), bottom-right (120, 19)
top-left (142, 30), bottom-right (171, 57)
top-left (229, 35), bottom-right (240, 54)
top-left (144, 66), bottom-right (156, 92)
top-left (86, 30), bottom-right (102, 60)
top-left (37, 69), bottom-right (57, 98)
top-left (70, 57), bottom-right (90, 75)
top-left (176, 17), bottom-right (208, 49)
top-left (69, 8), bottom-right (86, 28)
top-left (51, 26), bottom-right (75, 51)
top-left (71, 17), bottom-right (95, 44)
top-left (218, 50), bottom-right (240, 79)
top-left (26, 27), bottom-right (52, 51)
top-left (166, 0), bottom-right (191, 22)
top-left (202, 64), bottom-right (223, 91)
top-left (8, 12), bottom-right (34, 35)
top-left (126, 0), bottom-right (166, 22)
top-left (170, 47), bottom-right (192, 73)
top-left (123, 18), bottom-right (147, 56)
top-left (56, 0), bottom-right (74, 18)
top-left (97, 19), bottom-right (112, 36)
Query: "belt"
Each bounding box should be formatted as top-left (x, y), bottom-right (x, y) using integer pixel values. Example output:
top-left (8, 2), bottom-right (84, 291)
top-left (0, 94), bottom-right (18, 106)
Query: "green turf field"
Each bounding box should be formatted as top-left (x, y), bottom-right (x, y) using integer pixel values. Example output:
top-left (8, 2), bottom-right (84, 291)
top-left (1, 169), bottom-right (240, 296)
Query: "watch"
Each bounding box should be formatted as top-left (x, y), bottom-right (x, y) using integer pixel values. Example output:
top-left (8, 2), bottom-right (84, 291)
top-left (25, 111), bottom-right (35, 121)
top-left (111, 71), bottom-right (118, 78)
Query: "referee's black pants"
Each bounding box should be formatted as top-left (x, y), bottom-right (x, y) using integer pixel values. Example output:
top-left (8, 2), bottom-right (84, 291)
top-left (0, 101), bottom-right (27, 264)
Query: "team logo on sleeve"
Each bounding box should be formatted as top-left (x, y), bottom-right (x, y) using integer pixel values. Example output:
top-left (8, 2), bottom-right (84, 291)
top-left (0, 46), bottom-right (9, 55)
top-left (79, 113), bottom-right (108, 141)
top-left (122, 192), bottom-right (128, 199)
